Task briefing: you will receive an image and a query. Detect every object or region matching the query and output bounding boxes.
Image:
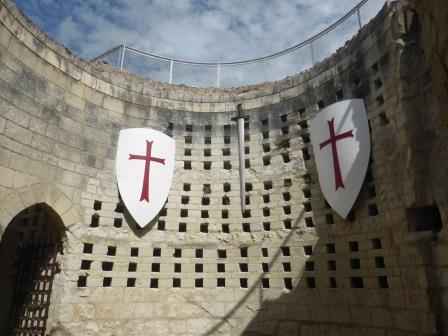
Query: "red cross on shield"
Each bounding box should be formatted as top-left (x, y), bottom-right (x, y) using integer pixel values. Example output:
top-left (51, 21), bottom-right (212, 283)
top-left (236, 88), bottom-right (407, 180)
top-left (310, 99), bottom-right (371, 218)
top-left (116, 128), bottom-right (175, 227)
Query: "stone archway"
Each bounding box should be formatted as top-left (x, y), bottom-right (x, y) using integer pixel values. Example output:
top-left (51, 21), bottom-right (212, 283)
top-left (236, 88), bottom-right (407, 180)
top-left (0, 184), bottom-right (82, 336)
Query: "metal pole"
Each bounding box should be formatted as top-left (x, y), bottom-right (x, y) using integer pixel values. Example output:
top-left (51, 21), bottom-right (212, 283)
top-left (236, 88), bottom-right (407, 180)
top-left (356, 7), bottom-right (362, 30)
top-left (217, 63), bottom-right (221, 88)
top-left (310, 41), bottom-right (315, 64)
top-left (169, 60), bottom-right (173, 84)
top-left (236, 104), bottom-right (246, 211)
top-left (264, 57), bottom-right (268, 82)
top-left (119, 44), bottom-right (126, 70)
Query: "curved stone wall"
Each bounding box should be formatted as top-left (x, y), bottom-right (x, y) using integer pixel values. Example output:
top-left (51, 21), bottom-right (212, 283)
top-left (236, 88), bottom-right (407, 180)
top-left (0, 0), bottom-right (447, 335)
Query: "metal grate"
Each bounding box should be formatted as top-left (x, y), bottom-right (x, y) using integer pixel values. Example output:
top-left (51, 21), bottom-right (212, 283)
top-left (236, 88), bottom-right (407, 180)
top-left (7, 239), bottom-right (60, 336)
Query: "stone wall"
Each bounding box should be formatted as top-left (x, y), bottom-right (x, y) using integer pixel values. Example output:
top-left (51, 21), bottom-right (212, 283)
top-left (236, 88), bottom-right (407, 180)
top-left (0, 0), bottom-right (446, 335)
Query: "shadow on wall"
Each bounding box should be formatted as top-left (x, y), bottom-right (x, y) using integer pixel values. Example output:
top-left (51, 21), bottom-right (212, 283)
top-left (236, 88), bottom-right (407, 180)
top-left (200, 102), bottom-right (381, 335)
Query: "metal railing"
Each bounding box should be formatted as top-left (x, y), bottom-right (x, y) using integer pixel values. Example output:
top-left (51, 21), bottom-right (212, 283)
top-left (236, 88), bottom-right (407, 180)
top-left (92, 0), bottom-right (386, 88)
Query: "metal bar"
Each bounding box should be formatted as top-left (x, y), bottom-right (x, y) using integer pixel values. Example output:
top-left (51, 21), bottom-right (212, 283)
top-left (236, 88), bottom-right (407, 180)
top-left (237, 104), bottom-right (246, 211)
top-left (357, 7), bottom-right (362, 29)
top-left (264, 58), bottom-right (268, 82)
top-left (310, 41), bottom-right (316, 64)
top-left (169, 60), bottom-right (174, 84)
top-left (119, 45), bottom-right (126, 70)
top-left (217, 63), bottom-right (221, 88)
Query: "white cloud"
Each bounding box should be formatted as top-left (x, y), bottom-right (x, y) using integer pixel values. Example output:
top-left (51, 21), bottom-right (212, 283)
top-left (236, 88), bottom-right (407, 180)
top-left (50, 0), bottom-right (363, 61)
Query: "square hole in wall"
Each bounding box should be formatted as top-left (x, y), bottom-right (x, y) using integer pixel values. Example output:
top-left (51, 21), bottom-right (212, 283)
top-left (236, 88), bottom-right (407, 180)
top-left (262, 144), bottom-right (270, 153)
top-left (284, 278), bottom-right (293, 290)
top-left (245, 195), bottom-right (250, 205)
top-left (218, 249), bottom-right (227, 258)
top-left (93, 200), bottom-right (102, 211)
top-left (173, 278), bottom-right (181, 288)
top-left (245, 183), bottom-right (253, 192)
top-left (184, 149), bottom-right (192, 156)
top-left (375, 256), bottom-right (385, 268)
top-left (114, 218), bottom-right (122, 228)
top-left (280, 114), bottom-right (288, 122)
top-left (102, 261), bottom-right (113, 271)
top-left (103, 277), bottom-right (112, 287)
top-left (281, 247), bottom-right (290, 256)
top-left (223, 183), bottom-right (231, 192)
top-left (350, 258), bottom-right (361, 269)
top-left (263, 222), bottom-right (271, 231)
top-left (81, 260), bottom-right (92, 270)
top-left (152, 263), bottom-right (160, 272)
top-left (180, 209), bottom-right (188, 218)
top-left (115, 201), bottom-right (124, 213)
top-left (262, 131), bottom-right (269, 139)
top-left (242, 223), bottom-right (251, 232)
top-left (179, 223), bottom-right (187, 232)
top-left (107, 246), bottom-right (116, 256)
top-left (298, 120), bottom-right (308, 129)
top-left (150, 278), bottom-right (158, 288)
top-left (283, 206), bottom-right (291, 215)
top-left (306, 277), bottom-right (316, 288)
top-left (181, 196), bottom-right (189, 205)
top-left (303, 189), bottom-right (311, 198)
top-left (305, 217), bottom-right (314, 227)
top-left (350, 277), bottom-right (364, 288)
top-left (283, 219), bottom-right (292, 229)
top-left (281, 126), bottom-right (289, 135)
top-left (283, 262), bottom-right (291, 272)
top-left (239, 263), bottom-right (248, 272)
top-left (317, 100), bottom-right (325, 109)
top-left (174, 249), bottom-right (182, 258)
top-left (195, 264), bottom-right (204, 273)
top-left (127, 278), bottom-right (136, 287)
top-left (349, 241), bottom-right (359, 252)
top-left (372, 238), bottom-right (382, 249)
top-left (284, 178), bottom-right (292, 187)
top-left (77, 276), bottom-right (87, 288)
top-left (282, 153), bottom-right (290, 163)
top-left (131, 247), bottom-right (139, 257)
top-left (305, 261), bottom-right (315, 271)
top-left (224, 124), bottom-right (231, 134)
top-left (158, 220), bottom-right (165, 230)
top-left (204, 161), bottom-right (212, 170)
top-left (263, 156), bottom-right (271, 166)
top-left (328, 260), bottom-right (336, 271)
top-left (244, 134), bottom-right (250, 142)
top-left (245, 159), bottom-right (251, 168)
top-left (261, 278), bottom-right (270, 288)
top-left (222, 148), bottom-right (230, 156)
top-left (222, 224), bottom-right (230, 233)
top-left (185, 136), bottom-right (192, 144)
top-left (264, 181), bottom-right (273, 190)
top-left (242, 210), bottom-right (251, 218)
top-left (222, 210), bottom-right (229, 219)
top-left (326, 243), bottom-right (336, 254)
top-left (90, 214), bottom-right (99, 228)
top-left (200, 223), bottom-right (209, 233)
top-left (153, 248), bottom-right (161, 257)
top-left (204, 137), bottom-right (211, 145)
top-left (183, 183), bottom-right (191, 192)
top-left (174, 263), bottom-right (181, 273)
top-left (325, 214), bottom-right (334, 225)
top-left (263, 207), bottom-right (270, 217)
top-left (224, 136), bottom-right (231, 144)
top-left (263, 194), bottom-right (271, 203)
top-left (262, 248), bottom-right (268, 257)
top-left (240, 278), bottom-right (248, 288)
top-left (184, 161), bottom-right (192, 170)
top-left (303, 246), bottom-right (313, 256)
top-left (195, 278), bottom-right (204, 288)
top-left (217, 264), bottom-right (225, 273)
top-left (378, 276), bottom-right (388, 288)
top-left (196, 249), bottom-right (203, 258)
top-left (301, 134), bottom-right (310, 144)
top-left (329, 277), bottom-right (337, 288)
top-left (128, 262), bottom-right (137, 272)
top-left (201, 210), bottom-right (209, 219)
top-left (217, 278), bottom-right (226, 287)
top-left (83, 243), bottom-right (93, 254)
top-left (240, 247), bottom-right (248, 257)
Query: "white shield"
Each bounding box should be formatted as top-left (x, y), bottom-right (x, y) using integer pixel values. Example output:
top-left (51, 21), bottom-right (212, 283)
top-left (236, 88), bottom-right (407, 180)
top-left (116, 128), bottom-right (175, 227)
top-left (310, 99), bottom-right (370, 218)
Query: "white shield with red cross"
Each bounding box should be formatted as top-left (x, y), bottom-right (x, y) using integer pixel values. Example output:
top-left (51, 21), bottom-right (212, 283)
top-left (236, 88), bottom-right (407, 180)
top-left (310, 99), bottom-right (370, 218)
top-left (116, 128), bottom-right (175, 227)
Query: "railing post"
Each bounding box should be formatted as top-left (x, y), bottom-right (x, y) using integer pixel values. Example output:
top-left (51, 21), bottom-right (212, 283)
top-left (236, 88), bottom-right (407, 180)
top-left (169, 60), bottom-right (173, 84)
top-left (356, 6), bottom-right (362, 30)
top-left (310, 41), bottom-right (316, 64)
top-left (119, 44), bottom-right (126, 70)
top-left (217, 63), bottom-right (221, 88)
top-left (264, 57), bottom-right (268, 82)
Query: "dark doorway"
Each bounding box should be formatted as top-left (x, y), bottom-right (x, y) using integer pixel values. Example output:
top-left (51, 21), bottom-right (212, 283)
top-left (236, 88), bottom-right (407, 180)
top-left (0, 204), bottom-right (65, 336)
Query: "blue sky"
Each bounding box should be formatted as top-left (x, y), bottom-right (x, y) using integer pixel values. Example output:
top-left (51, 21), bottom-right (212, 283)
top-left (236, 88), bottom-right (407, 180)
top-left (13, 0), bottom-right (361, 62)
